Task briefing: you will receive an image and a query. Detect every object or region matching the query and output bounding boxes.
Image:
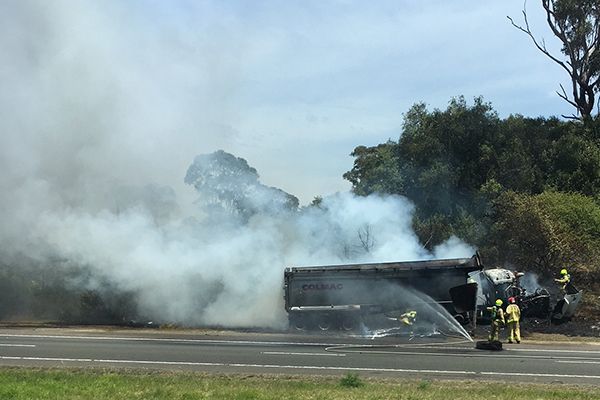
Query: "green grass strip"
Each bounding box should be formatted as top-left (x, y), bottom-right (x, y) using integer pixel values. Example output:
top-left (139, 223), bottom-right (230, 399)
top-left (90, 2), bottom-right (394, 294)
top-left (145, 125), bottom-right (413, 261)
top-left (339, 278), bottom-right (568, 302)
top-left (0, 367), bottom-right (598, 399)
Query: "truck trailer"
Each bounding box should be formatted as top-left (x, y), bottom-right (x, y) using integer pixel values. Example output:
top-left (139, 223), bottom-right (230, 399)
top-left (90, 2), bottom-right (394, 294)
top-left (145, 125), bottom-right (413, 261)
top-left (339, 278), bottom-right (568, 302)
top-left (283, 254), bottom-right (483, 331)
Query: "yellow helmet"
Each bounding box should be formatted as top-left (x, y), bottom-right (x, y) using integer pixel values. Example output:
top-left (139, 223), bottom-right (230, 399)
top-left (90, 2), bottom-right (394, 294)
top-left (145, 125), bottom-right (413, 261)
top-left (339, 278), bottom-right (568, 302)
top-left (561, 269), bottom-right (568, 275)
top-left (495, 299), bottom-right (503, 307)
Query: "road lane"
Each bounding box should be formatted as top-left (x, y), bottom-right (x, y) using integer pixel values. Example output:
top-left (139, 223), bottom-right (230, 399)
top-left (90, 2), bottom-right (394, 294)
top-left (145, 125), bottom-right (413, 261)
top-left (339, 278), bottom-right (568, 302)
top-left (0, 328), bottom-right (598, 384)
top-left (327, 342), bottom-right (600, 381)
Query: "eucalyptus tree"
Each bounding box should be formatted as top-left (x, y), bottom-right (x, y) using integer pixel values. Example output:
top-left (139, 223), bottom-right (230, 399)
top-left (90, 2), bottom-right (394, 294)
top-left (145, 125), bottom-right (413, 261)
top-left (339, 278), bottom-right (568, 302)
top-left (509, 0), bottom-right (600, 119)
top-left (184, 150), bottom-right (298, 221)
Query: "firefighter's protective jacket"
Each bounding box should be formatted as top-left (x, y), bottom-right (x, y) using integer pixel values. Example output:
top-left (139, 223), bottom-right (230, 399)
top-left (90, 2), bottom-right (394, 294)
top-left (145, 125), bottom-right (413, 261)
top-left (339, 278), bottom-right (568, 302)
top-left (486, 305), bottom-right (505, 341)
top-left (487, 305), bottom-right (505, 324)
top-left (505, 304), bottom-right (521, 323)
top-left (555, 273), bottom-right (571, 290)
top-left (399, 311), bottom-right (417, 325)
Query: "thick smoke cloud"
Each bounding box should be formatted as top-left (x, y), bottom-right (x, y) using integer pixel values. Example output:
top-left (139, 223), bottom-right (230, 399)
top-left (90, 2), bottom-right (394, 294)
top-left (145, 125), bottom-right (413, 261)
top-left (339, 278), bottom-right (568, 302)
top-left (0, 1), bottom-right (475, 328)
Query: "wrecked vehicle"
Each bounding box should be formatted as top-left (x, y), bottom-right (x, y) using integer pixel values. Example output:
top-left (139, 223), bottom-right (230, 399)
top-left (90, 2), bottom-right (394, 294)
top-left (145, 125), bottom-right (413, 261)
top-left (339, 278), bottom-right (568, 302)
top-left (469, 267), bottom-right (583, 324)
top-left (283, 253), bottom-right (583, 332)
top-left (283, 254), bottom-right (482, 331)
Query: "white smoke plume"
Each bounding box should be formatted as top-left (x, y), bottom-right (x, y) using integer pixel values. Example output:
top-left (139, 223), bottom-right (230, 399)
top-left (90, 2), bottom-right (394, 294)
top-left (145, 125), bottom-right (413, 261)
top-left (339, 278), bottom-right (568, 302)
top-left (18, 190), bottom-right (468, 328)
top-left (0, 1), bottom-right (475, 328)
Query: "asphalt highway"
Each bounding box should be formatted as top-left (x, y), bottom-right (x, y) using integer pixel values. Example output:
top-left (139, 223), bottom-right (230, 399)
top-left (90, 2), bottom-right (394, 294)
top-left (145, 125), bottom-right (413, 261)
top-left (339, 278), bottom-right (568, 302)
top-left (0, 327), bottom-right (598, 385)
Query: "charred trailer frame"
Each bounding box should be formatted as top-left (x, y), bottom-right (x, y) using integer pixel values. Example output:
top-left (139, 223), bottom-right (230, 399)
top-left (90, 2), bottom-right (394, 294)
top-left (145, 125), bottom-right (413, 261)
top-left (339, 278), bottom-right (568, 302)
top-left (283, 254), bottom-right (482, 332)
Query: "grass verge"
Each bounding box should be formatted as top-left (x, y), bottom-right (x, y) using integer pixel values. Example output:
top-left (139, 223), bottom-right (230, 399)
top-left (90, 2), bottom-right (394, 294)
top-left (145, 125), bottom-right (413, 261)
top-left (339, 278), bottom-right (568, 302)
top-left (0, 367), bottom-right (598, 399)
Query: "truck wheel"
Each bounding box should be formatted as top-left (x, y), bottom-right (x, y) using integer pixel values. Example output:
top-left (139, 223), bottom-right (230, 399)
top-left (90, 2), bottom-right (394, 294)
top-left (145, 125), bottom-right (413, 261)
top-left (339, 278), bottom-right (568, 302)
top-left (317, 313), bottom-right (333, 331)
top-left (341, 316), bottom-right (357, 331)
top-left (290, 314), bottom-right (308, 331)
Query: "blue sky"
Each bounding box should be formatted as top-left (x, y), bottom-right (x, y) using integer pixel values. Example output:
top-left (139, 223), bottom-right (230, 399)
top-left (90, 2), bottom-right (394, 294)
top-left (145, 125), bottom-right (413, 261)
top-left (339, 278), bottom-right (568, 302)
top-left (2, 1), bottom-right (570, 207)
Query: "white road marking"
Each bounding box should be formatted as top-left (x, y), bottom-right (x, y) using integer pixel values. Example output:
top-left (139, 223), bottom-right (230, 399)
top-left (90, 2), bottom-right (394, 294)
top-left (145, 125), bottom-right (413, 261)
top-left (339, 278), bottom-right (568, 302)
top-left (3, 333), bottom-right (598, 358)
top-left (556, 360), bottom-right (600, 364)
top-left (328, 347), bottom-right (600, 361)
top-left (0, 334), bottom-right (334, 347)
top-left (0, 355), bottom-right (599, 380)
top-left (406, 345), bottom-right (600, 355)
top-left (2, 333), bottom-right (599, 362)
top-left (262, 351), bottom-right (345, 357)
top-left (1, 356), bottom-right (93, 362)
top-left (1, 333), bottom-right (599, 379)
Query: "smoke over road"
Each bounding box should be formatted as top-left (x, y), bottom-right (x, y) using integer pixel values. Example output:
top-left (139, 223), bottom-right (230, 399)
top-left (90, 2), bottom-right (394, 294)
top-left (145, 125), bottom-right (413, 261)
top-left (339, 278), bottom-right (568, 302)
top-left (0, 1), bottom-right (475, 328)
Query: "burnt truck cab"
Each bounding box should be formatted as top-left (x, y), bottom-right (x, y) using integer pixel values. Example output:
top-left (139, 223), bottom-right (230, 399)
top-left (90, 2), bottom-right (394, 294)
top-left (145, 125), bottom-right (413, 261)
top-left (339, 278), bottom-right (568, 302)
top-left (283, 254), bottom-right (483, 332)
top-left (469, 268), bottom-right (582, 324)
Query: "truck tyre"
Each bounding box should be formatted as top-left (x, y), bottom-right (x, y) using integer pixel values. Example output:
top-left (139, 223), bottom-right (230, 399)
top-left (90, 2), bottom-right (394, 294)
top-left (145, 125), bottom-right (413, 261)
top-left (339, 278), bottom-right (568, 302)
top-left (290, 314), bottom-right (308, 331)
top-left (317, 313), bottom-right (333, 331)
top-left (341, 316), bottom-right (357, 331)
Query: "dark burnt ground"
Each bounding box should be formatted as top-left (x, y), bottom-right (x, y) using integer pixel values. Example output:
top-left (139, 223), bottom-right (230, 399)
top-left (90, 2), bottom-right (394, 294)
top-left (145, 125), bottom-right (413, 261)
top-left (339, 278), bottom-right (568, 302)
top-left (519, 317), bottom-right (600, 338)
top-left (518, 289), bottom-right (600, 339)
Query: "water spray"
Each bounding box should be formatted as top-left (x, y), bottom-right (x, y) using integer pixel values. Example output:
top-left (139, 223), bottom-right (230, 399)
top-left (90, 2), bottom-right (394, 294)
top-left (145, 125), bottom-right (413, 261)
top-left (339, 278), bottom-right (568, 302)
top-left (363, 287), bottom-right (473, 342)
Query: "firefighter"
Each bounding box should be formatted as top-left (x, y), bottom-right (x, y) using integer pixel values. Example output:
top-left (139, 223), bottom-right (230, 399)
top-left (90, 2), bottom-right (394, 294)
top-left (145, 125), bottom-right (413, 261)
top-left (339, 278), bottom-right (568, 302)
top-left (487, 299), bottom-right (505, 341)
top-left (505, 297), bottom-right (521, 344)
top-left (399, 310), bottom-right (417, 326)
top-left (554, 269), bottom-right (571, 291)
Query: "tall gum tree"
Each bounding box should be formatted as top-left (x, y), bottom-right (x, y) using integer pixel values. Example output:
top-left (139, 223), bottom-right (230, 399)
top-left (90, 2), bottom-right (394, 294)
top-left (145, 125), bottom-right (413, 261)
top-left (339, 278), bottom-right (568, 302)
top-left (508, 0), bottom-right (600, 119)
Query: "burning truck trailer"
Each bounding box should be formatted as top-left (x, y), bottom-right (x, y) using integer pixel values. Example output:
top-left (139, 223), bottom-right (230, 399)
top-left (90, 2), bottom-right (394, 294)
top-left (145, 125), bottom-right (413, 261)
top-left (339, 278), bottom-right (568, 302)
top-left (469, 267), bottom-right (583, 324)
top-left (283, 254), bottom-right (483, 332)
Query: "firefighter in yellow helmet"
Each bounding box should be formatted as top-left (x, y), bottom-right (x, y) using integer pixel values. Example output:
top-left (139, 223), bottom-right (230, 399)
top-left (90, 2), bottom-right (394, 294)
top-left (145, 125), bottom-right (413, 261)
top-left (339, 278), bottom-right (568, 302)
top-left (399, 310), bottom-right (417, 326)
top-left (554, 269), bottom-right (571, 291)
top-left (487, 299), bottom-right (505, 341)
top-left (505, 297), bottom-right (521, 344)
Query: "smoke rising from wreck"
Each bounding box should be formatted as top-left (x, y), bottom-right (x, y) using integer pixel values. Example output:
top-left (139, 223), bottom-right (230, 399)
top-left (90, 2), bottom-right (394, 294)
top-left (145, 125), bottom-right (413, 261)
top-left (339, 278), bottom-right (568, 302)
top-left (0, 1), bottom-right (476, 328)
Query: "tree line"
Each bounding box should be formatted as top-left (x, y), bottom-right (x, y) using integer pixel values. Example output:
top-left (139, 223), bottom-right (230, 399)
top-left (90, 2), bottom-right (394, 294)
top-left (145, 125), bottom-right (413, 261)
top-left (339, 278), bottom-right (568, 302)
top-left (343, 96), bottom-right (600, 289)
